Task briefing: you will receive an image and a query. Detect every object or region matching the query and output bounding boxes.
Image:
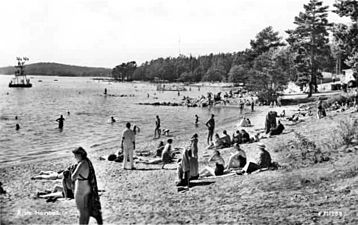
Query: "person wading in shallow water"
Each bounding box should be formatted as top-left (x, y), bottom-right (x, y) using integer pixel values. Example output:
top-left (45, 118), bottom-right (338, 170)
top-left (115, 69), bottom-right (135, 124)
top-left (56, 115), bottom-right (65, 130)
top-left (205, 114), bottom-right (215, 145)
top-left (154, 115), bottom-right (161, 138)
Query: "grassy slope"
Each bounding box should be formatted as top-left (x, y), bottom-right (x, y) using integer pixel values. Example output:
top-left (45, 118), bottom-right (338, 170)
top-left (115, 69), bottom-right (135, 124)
top-left (1, 103), bottom-right (358, 224)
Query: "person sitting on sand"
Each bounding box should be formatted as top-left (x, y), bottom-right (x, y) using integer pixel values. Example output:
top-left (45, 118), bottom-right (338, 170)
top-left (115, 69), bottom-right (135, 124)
top-left (208, 133), bottom-right (224, 149)
top-left (156, 141), bottom-right (165, 157)
top-left (269, 120), bottom-right (285, 137)
top-left (161, 139), bottom-right (174, 169)
top-left (221, 130), bottom-right (231, 147)
top-left (239, 117), bottom-right (251, 127)
top-left (226, 144), bottom-right (247, 171)
top-left (241, 129), bottom-right (250, 143)
top-left (232, 130), bottom-right (242, 145)
top-left (199, 150), bottom-right (225, 177)
top-left (279, 110), bottom-right (285, 117)
top-left (71, 147), bottom-right (102, 225)
top-left (162, 128), bottom-right (170, 136)
top-left (237, 143), bottom-right (272, 175)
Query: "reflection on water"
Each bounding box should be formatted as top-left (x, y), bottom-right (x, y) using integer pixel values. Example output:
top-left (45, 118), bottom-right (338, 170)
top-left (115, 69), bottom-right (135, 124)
top-left (0, 75), bottom-right (242, 166)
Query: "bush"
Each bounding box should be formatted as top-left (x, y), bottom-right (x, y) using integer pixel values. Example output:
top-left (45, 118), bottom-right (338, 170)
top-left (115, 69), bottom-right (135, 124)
top-left (333, 117), bottom-right (358, 146)
top-left (257, 89), bottom-right (278, 104)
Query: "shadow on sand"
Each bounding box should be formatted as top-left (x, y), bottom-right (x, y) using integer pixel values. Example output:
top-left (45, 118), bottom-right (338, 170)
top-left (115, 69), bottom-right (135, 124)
top-left (189, 180), bottom-right (215, 187)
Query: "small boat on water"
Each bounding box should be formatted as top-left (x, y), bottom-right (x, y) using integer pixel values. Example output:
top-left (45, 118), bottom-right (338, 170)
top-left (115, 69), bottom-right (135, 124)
top-left (9, 57), bottom-right (32, 88)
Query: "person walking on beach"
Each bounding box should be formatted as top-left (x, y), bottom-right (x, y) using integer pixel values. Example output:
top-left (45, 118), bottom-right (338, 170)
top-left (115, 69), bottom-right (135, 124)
top-left (206, 114), bottom-right (215, 145)
top-left (56, 115), bottom-right (65, 130)
top-left (104, 88), bottom-right (107, 95)
top-left (251, 99), bottom-right (255, 112)
top-left (121, 122), bottom-right (136, 170)
top-left (154, 115), bottom-right (161, 138)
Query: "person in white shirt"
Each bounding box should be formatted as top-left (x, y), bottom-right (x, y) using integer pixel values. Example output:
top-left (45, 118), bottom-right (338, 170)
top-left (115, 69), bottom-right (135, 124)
top-left (121, 122), bottom-right (136, 170)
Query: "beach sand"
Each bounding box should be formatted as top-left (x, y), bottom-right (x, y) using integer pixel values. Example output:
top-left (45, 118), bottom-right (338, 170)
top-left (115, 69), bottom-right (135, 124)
top-left (1, 103), bottom-right (358, 224)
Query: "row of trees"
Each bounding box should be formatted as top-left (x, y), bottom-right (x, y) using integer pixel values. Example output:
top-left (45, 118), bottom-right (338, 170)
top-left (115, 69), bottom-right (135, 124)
top-left (112, 0), bottom-right (358, 98)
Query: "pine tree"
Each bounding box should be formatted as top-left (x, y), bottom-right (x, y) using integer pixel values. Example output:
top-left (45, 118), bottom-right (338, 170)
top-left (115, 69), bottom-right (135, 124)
top-left (333, 0), bottom-right (358, 82)
top-left (286, 0), bottom-right (332, 97)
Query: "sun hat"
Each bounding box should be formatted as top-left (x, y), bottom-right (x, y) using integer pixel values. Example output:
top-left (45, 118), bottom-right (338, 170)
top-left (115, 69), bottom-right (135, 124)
top-left (257, 143), bottom-right (266, 149)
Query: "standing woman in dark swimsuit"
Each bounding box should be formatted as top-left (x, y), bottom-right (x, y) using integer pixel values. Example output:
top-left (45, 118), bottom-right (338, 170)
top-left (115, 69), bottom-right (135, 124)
top-left (71, 147), bottom-right (103, 225)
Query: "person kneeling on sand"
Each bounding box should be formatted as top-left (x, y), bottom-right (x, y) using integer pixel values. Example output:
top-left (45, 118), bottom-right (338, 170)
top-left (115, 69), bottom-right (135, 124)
top-left (199, 150), bottom-right (225, 177)
top-left (237, 143), bottom-right (272, 175)
top-left (269, 120), bottom-right (285, 137)
top-left (226, 144), bottom-right (247, 171)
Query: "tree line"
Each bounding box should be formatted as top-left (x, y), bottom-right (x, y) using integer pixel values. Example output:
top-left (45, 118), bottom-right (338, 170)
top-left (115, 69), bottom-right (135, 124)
top-left (112, 0), bottom-right (358, 98)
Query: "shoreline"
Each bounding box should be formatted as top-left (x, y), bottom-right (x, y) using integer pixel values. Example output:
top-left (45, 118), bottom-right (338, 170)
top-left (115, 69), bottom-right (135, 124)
top-left (2, 99), bottom-right (358, 224)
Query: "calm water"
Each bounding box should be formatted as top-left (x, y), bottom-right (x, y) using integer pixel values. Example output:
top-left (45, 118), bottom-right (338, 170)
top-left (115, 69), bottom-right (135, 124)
top-left (0, 75), bottom-right (242, 167)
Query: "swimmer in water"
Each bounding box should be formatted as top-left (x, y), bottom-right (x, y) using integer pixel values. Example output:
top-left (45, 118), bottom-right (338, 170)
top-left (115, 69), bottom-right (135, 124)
top-left (56, 115), bottom-right (65, 129)
top-left (111, 116), bottom-right (116, 123)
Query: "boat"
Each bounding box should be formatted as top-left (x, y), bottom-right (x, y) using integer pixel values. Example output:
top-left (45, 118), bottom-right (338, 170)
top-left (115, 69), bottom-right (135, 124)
top-left (9, 57), bottom-right (32, 88)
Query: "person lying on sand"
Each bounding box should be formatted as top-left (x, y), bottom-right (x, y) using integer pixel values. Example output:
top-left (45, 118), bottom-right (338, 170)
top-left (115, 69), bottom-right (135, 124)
top-left (199, 150), bottom-right (225, 177)
top-left (226, 144), bottom-right (247, 171)
top-left (31, 171), bottom-right (64, 180)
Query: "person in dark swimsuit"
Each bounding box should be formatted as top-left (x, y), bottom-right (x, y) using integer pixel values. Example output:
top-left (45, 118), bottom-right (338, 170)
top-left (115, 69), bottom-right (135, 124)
top-left (154, 115), bottom-right (161, 138)
top-left (199, 150), bottom-right (225, 177)
top-left (56, 115), bottom-right (65, 129)
top-left (206, 114), bottom-right (215, 145)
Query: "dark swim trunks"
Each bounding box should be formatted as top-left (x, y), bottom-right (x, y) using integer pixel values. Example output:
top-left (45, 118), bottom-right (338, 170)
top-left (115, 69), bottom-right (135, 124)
top-left (214, 163), bottom-right (224, 176)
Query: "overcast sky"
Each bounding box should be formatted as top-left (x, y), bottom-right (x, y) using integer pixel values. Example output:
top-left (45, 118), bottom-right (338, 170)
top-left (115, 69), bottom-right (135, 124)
top-left (0, 0), bottom-right (350, 68)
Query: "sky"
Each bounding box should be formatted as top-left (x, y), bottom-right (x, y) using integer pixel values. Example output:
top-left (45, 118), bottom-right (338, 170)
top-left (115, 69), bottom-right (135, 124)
top-left (0, 0), bottom-right (351, 68)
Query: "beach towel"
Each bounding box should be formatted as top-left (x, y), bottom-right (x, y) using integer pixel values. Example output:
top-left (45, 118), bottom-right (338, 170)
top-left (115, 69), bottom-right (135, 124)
top-left (84, 158), bottom-right (103, 224)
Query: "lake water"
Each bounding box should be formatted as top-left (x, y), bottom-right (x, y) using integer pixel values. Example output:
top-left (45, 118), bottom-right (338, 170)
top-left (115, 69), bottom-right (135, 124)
top-left (0, 75), bottom-right (244, 167)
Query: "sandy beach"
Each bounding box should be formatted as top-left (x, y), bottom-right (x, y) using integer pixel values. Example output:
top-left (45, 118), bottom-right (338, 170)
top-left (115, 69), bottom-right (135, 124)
top-left (2, 96), bottom-right (358, 224)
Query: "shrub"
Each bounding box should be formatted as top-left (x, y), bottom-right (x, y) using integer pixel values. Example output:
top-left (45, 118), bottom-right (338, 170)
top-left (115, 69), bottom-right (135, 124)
top-left (333, 117), bottom-right (358, 146)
